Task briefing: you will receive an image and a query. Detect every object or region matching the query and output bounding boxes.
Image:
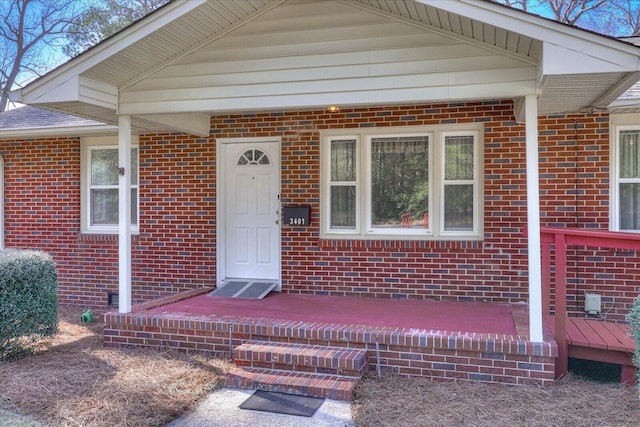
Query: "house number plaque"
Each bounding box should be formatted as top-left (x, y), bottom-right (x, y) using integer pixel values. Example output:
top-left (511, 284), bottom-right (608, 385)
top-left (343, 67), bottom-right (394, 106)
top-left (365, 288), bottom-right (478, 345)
top-left (283, 206), bottom-right (311, 226)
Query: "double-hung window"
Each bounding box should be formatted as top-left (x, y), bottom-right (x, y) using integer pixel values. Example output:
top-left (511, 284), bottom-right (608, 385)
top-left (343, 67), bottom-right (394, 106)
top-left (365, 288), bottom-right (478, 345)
top-left (321, 126), bottom-right (482, 240)
top-left (613, 126), bottom-right (640, 231)
top-left (81, 136), bottom-right (139, 234)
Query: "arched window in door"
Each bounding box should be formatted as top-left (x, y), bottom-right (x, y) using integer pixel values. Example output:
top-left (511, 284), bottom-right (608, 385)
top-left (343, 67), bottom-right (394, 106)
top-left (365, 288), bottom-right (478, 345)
top-left (237, 148), bottom-right (270, 166)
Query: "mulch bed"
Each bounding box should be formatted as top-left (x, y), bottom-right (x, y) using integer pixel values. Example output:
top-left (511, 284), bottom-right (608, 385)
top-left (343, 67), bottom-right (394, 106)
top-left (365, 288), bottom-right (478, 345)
top-left (353, 371), bottom-right (640, 427)
top-left (0, 307), bottom-right (229, 426)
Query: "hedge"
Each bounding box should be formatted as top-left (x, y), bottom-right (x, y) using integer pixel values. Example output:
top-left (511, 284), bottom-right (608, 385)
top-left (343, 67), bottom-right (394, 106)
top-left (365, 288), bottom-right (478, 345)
top-left (0, 250), bottom-right (58, 360)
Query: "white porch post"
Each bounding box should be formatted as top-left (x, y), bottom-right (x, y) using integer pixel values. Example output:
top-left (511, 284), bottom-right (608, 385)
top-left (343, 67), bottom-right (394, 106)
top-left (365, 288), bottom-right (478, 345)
top-left (525, 94), bottom-right (543, 342)
top-left (118, 115), bottom-right (132, 313)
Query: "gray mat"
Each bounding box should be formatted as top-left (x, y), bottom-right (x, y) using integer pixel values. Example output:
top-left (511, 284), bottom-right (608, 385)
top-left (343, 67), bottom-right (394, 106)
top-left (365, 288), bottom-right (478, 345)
top-left (209, 281), bottom-right (277, 299)
top-left (239, 390), bottom-right (324, 417)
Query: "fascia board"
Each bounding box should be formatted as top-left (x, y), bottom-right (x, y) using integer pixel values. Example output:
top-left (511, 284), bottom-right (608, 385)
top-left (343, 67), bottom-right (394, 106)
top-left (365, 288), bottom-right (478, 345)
top-left (0, 124), bottom-right (118, 139)
top-left (420, 0), bottom-right (640, 71)
top-left (542, 42), bottom-right (638, 75)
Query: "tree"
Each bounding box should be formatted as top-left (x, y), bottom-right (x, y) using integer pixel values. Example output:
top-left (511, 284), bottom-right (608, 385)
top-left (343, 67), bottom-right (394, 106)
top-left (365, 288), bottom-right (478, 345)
top-left (63, 0), bottom-right (169, 58)
top-left (0, 0), bottom-right (82, 112)
top-left (492, 0), bottom-right (634, 36)
top-left (612, 0), bottom-right (640, 36)
top-left (543, 0), bottom-right (607, 26)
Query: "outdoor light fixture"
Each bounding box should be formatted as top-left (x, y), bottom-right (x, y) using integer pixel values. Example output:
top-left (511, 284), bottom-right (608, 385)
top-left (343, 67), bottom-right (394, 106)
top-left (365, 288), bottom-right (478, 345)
top-left (327, 105), bottom-right (340, 113)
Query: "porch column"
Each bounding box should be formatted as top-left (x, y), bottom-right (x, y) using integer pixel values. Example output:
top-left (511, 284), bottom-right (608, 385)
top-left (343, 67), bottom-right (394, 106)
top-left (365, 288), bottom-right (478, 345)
top-left (118, 115), bottom-right (132, 313)
top-left (525, 94), bottom-right (543, 342)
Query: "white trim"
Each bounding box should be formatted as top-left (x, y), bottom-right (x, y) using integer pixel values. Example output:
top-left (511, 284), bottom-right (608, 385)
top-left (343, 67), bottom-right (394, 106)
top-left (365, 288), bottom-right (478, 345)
top-left (118, 115), bottom-right (133, 314)
top-left (216, 137), bottom-right (282, 289)
top-left (610, 122), bottom-right (640, 232)
top-left (0, 125), bottom-right (118, 140)
top-left (322, 135), bottom-right (361, 235)
top-left (524, 94), bottom-right (543, 343)
top-left (0, 156), bottom-right (4, 249)
top-left (81, 135), bottom-right (139, 234)
top-left (439, 130), bottom-right (482, 237)
top-left (424, 0), bottom-right (640, 64)
top-left (320, 124), bottom-right (483, 240)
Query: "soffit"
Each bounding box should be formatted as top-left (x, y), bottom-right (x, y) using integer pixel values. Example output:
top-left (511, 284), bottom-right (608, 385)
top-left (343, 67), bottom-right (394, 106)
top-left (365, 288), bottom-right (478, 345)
top-left (11, 0), bottom-right (640, 132)
top-left (80, 0), bottom-right (540, 91)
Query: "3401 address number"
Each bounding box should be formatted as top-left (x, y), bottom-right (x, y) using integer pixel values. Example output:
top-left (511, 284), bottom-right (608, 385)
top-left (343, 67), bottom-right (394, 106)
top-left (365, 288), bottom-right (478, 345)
top-left (289, 217), bottom-right (306, 225)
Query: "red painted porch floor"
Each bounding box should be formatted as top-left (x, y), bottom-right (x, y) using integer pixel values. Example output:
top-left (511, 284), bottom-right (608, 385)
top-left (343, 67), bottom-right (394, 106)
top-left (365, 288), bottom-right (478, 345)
top-left (144, 292), bottom-right (519, 336)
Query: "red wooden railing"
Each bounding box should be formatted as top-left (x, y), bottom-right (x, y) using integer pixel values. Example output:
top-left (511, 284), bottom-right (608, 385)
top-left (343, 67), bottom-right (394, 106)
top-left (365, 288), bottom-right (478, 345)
top-left (540, 226), bottom-right (640, 378)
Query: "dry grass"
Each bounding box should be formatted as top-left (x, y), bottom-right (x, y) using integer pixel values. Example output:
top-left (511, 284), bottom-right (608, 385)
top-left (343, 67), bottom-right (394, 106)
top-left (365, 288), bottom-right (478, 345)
top-left (0, 307), bottom-right (230, 427)
top-left (353, 371), bottom-right (640, 427)
top-left (3, 307), bottom-right (640, 427)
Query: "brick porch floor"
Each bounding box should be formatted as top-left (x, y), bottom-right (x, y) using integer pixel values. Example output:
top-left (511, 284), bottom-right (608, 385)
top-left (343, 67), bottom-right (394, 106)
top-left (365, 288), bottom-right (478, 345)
top-left (104, 287), bottom-right (558, 385)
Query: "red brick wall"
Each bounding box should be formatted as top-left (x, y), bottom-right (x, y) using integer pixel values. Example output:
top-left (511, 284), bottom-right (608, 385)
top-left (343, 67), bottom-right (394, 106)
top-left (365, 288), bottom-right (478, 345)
top-left (2, 101), bottom-right (638, 320)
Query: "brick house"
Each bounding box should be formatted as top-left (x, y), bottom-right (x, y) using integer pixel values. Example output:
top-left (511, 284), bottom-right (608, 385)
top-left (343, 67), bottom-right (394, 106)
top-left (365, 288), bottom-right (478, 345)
top-left (2, 0), bottom-right (640, 347)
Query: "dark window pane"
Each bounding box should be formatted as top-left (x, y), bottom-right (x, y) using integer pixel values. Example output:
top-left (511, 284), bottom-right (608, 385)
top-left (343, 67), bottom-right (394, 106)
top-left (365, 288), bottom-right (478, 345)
top-left (620, 131), bottom-right (640, 179)
top-left (620, 183), bottom-right (640, 230)
top-left (370, 136), bottom-right (429, 228)
top-left (330, 186), bottom-right (356, 228)
top-left (331, 139), bottom-right (356, 182)
top-left (444, 184), bottom-right (473, 231)
top-left (91, 149), bottom-right (119, 185)
top-left (445, 135), bottom-right (474, 180)
top-left (91, 189), bottom-right (118, 225)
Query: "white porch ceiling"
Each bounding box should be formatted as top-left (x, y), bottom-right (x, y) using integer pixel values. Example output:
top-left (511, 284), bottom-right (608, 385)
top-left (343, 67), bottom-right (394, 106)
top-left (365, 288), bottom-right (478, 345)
top-left (11, 0), bottom-right (640, 134)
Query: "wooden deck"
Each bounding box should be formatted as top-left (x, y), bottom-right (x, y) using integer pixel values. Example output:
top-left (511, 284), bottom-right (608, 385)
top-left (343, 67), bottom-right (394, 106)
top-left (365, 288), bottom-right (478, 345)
top-left (539, 227), bottom-right (640, 385)
top-left (548, 316), bottom-right (636, 384)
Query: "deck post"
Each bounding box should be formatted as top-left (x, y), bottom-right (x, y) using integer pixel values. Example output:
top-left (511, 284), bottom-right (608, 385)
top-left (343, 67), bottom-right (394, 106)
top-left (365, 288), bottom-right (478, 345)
top-left (525, 94), bottom-right (544, 343)
top-left (554, 233), bottom-right (568, 378)
top-left (118, 115), bottom-right (132, 314)
top-left (541, 241), bottom-right (551, 316)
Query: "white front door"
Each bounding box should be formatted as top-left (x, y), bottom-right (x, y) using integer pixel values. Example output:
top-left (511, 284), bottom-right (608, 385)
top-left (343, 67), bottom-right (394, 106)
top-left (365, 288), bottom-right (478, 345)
top-left (222, 141), bottom-right (280, 281)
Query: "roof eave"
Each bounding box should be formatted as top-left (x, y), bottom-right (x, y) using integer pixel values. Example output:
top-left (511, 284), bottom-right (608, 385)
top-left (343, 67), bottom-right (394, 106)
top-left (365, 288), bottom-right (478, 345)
top-left (13, 0), bottom-right (203, 103)
top-left (0, 124), bottom-right (118, 140)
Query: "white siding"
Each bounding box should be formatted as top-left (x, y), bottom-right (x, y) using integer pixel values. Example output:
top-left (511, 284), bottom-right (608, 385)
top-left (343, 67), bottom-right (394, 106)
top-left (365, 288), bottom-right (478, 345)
top-left (119, 0), bottom-right (535, 114)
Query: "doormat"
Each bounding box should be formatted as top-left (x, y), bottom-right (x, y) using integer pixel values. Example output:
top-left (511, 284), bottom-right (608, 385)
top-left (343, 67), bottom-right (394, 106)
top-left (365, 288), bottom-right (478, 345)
top-left (208, 281), bottom-right (277, 299)
top-left (239, 390), bottom-right (324, 417)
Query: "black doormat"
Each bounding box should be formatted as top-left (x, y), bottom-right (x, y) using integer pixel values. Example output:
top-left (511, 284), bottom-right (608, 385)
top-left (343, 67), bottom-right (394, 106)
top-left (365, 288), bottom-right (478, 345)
top-left (239, 390), bottom-right (324, 417)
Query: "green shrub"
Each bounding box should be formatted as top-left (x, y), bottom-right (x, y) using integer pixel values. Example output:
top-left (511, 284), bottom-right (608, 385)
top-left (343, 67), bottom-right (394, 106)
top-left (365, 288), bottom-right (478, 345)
top-left (628, 294), bottom-right (640, 397)
top-left (0, 250), bottom-right (58, 360)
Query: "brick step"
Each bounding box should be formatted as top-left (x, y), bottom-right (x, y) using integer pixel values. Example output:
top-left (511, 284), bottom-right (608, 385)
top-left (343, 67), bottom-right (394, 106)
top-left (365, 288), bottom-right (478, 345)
top-left (233, 340), bottom-right (368, 377)
top-left (225, 367), bottom-right (360, 401)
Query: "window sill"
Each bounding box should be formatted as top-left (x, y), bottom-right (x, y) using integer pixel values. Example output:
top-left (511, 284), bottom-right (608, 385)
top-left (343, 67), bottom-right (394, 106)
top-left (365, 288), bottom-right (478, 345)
top-left (77, 233), bottom-right (140, 243)
top-left (318, 237), bottom-right (484, 249)
top-left (320, 231), bottom-right (483, 242)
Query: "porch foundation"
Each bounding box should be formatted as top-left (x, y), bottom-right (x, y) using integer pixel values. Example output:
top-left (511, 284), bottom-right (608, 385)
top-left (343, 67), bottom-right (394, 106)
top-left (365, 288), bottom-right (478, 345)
top-left (104, 288), bottom-right (558, 386)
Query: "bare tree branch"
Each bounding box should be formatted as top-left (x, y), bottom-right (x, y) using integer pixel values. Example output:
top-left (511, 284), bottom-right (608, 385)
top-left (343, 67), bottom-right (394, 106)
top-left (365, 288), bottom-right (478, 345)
top-left (0, 0), bottom-right (82, 111)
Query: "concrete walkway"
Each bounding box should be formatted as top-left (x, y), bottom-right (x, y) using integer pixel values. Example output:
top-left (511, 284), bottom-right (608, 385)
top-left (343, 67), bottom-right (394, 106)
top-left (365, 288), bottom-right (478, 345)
top-left (166, 388), bottom-right (355, 427)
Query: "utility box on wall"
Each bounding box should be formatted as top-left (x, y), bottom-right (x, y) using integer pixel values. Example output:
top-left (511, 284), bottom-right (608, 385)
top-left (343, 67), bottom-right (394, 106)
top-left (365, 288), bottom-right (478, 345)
top-left (584, 293), bottom-right (601, 314)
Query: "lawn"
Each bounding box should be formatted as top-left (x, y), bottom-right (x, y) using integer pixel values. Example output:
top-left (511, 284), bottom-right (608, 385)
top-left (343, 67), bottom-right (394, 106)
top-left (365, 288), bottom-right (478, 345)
top-left (1, 307), bottom-right (639, 426)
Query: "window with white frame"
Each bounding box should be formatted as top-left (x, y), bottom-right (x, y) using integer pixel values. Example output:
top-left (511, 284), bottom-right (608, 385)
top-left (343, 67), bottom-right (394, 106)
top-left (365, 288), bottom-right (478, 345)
top-left (81, 136), bottom-right (139, 233)
top-left (613, 127), bottom-right (640, 231)
top-left (321, 126), bottom-right (482, 240)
